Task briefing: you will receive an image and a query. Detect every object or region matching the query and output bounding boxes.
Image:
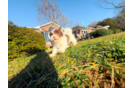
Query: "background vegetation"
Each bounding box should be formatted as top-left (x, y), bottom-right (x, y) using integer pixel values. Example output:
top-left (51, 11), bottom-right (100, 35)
top-left (89, 28), bottom-right (124, 38)
top-left (8, 22), bottom-right (46, 61)
top-left (97, 9), bottom-right (125, 31)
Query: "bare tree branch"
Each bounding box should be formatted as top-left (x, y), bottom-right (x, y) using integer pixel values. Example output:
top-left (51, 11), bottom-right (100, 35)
top-left (36, 0), bottom-right (74, 27)
top-left (88, 21), bottom-right (98, 27)
top-left (98, 0), bottom-right (125, 10)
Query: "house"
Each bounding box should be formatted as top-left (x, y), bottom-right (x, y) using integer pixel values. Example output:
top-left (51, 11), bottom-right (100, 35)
top-left (27, 22), bottom-right (62, 48)
top-left (88, 25), bottom-right (110, 30)
top-left (72, 25), bottom-right (110, 40)
top-left (28, 22), bottom-right (110, 47)
top-left (72, 26), bottom-right (95, 40)
top-left (102, 25), bottom-right (110, 29)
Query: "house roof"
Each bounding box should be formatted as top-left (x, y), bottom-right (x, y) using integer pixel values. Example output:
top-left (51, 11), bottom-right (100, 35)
top-left (27, 22), bottom-right (62, 32)
top-left (88, 25), bottom-right (97, 28)
top-left (86, 27), bottom-right (94, 29)
top-left (72, 26), bottom-right (95, 32)
top-left (88, 25), bottom-right (110, 29)
top-left (103, 25), bottom-right (110, 28)
top-left (34, 22), bottom-right (60, 28)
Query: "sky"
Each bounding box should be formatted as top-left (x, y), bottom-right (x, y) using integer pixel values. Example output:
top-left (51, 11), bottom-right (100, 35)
top-left (8, 0), bottom-right (117, 28)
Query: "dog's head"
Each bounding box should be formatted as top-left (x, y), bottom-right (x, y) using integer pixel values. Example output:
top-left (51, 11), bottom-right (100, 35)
top-left (49, 27), bottom-right (63, 43)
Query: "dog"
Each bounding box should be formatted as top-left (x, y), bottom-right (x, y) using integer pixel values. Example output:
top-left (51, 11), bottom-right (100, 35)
top-left (48, 27), bottom-right (77, 57)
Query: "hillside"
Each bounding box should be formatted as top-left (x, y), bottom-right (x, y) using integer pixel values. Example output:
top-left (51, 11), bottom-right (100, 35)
top-left (8, 32), bottom-right (125, 88)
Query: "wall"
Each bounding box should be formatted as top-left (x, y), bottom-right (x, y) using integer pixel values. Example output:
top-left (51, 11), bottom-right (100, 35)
top-left (41, 25), bottom-right (58, 32)
top-left (76, 30), bottom-right (83, 39)
top-left (73, 28), bottom-right (91, 39)
top-left (87, 28), bottom-right (92, 33)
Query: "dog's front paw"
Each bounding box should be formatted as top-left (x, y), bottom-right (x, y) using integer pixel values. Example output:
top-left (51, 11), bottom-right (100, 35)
top-left (49, 54), bottom-right (55, 57)
top-left (74, 42), bottom-right (77, 46)
top-left (67, 45), bottom-right (70, 48)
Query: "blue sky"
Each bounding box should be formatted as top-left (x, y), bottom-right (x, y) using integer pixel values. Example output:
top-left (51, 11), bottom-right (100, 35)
top-left (8, 0), bottom-right (116, 27)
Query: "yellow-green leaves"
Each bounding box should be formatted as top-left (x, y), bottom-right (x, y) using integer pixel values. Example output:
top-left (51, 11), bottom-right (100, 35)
top-left (8, 25), bottom-right (46, 60)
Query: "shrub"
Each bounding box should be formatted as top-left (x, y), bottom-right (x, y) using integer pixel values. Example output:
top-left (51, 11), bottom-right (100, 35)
top-left (97, 29), bottom-right (108, 36)
top-left (114, 29), bottom-right (123, 33)
top-left (90, 31), bottom-right (96, 36)
top-left (90, 29), bottom-right (114, 37)
top-left (90, 29), bottom-right (106, 37)
top-left (107, 29), bottom-right (114, 35)
top-left (8, 24), bottom-right (46, 61)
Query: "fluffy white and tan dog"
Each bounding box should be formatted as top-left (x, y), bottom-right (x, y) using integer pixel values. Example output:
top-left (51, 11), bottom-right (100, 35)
top-left (48, 27), bottom-right (77, 57)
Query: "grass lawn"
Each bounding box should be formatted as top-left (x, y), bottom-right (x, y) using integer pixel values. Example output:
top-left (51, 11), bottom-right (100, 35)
top-left (8, 32), bottom-right (125, 88)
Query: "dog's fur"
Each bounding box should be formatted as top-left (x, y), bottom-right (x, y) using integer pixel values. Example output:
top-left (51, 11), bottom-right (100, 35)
top-left (48, 27), bottom-right (77, 57)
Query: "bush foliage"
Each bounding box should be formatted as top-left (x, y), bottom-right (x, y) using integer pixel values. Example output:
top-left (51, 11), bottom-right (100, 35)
top-left (114, 29), bottom-right (123, 33)
top-left (90, 29), bottom-right (114, 37)
top-left (90, 29), bottom-right (123, 38)
top-left (107, 29), bottom-right (114, 34)
top-left (8, 24), bottom-right (46, 61)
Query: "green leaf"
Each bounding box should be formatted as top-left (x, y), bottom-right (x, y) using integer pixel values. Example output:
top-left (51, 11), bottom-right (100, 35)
top-left (99, 67), bottom-right (103, 73)
top-left (70, 81), bottom-right (75, 87)
top-left (114, 70), bottom-right (122, 78)
top-left (79, 84), bottom-right (85, 87)
top-left (119, 62), bottom-right (125, 65)
top-left (88, 50), bottom-right (91, 53)
top-left (107, 53), bottom-right (112, 57)
top-left (76, 72), bottom-right (80, 77)
top-left (84, 66), bottom-right (93, 70)
top-left (82, 76), bottom-right (87, 79)
top-left (77, 80), bottom-right (81, 84)
top-left (75, 76), bottom-right (78, 79)
top-left (65, 75), bottom-right (69, 82)
top-left (95, 79), bottom-right (99, 87)
top-left (119, 48), bottom-right (124, 51)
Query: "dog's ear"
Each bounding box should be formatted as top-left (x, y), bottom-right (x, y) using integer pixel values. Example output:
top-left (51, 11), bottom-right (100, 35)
top-left (58, 27), bottom-right (62, 31)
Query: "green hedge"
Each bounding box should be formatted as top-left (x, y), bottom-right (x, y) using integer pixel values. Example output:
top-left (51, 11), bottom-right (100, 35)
top-left (90, 29), bottom-right (114, 37)
top-left (8, 24), bottom-right (46, 61)
top-left (107, 29), bottom-right (114, 35)
top-left (114, 29), bottom-right (123, 33)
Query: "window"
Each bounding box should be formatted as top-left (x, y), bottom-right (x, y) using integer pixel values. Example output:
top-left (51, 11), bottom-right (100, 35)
top-left (82, 31), bottom-right (84, 34)
top-left (44, 32), bottom-right (49, 44)
top-left (78, 29), bottom-right (80, 34)
top-left (44, 27), bottom-right (54, 44)
top-left (82, 31), bottom-right (84, 36)
top-left (49, 27), bottom-right (54, 31)
top-left (85, 31), bottom-right (87, 34)
top-left (82, 30), bottom-right (87, 36)
top-left (76, 30), bottom-right (79, 34)
top-left (41, 32), bottom-right (44, 35)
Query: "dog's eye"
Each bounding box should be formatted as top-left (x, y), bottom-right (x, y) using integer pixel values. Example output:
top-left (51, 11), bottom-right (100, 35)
top-left (50, 33), bottom-right (53, 36)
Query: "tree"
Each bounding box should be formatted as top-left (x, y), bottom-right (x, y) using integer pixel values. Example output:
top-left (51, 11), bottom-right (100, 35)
top-left (115, 9), bottom-right (125, 30)
top-left (97, 0), bottom-right (125, 30)
top-left (36, 0), bottom-right (76, 27)
top-left (97, 0), bottom-right (125, 31)
top-left (97, 21), bottom-right (102, 25)
top-left (8, 20), bottom-right (14, 26)
top-left (98, 0), bottom-right (125, 10)
top-left (88, 21), bottom-right (98, 27)
top-left (98, 18), bottom-right (118, 30)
